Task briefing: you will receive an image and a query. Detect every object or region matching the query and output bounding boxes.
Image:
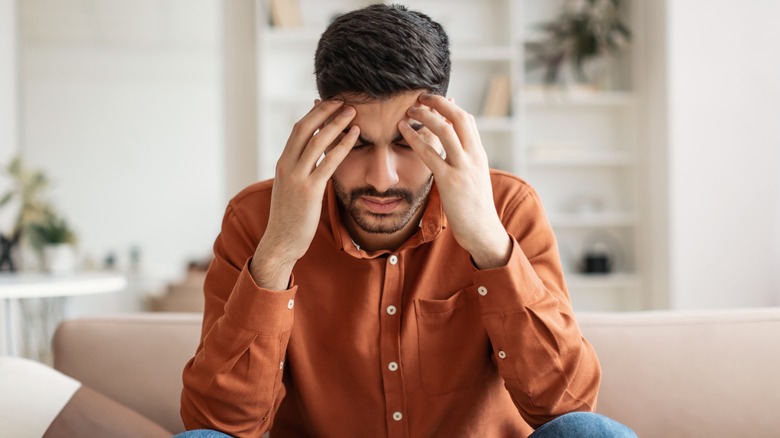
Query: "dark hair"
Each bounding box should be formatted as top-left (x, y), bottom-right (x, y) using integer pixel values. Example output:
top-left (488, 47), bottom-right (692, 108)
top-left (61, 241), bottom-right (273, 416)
top-left (314, 3), bottom-right (451, 100)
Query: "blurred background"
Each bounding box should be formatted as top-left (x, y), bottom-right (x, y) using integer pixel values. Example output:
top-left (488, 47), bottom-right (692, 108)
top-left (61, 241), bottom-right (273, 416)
top-left (1, 0), bottom-right (779, 353)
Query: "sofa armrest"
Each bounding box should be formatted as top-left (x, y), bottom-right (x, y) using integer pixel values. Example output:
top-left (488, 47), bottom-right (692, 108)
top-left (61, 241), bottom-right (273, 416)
top-left (578, 307), bottom-right (780, 437)
top-left (52, 312), bottom-right (202, 434)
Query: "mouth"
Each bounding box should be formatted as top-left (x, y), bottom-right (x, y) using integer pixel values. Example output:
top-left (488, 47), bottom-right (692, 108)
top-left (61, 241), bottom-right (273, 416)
top-left (360, 196), bottom-right (403, 214)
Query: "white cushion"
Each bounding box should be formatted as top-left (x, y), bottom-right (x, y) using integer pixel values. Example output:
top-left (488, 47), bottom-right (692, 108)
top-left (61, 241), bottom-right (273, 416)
top-left (0, 356), bottom-right (81, 438)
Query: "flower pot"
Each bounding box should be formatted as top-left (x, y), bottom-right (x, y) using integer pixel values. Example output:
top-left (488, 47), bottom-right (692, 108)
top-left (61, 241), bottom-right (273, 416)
top-left (43, 244), bottom-right (78, 275)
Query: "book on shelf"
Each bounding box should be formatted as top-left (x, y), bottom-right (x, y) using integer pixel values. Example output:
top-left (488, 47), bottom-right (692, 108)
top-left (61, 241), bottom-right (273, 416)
top-left (480, 73), bottom-right (511, 117)
top-left (269, 0), bottom-right (303, 28)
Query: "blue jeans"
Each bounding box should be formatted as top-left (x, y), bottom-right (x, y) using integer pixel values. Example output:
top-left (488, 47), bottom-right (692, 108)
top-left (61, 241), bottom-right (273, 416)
top-left (175, 412), bottom-right (636, 438)
top-left (174, 431), bottom-right (232, 438)
top-left (530, 412), bottom-right (637, 438)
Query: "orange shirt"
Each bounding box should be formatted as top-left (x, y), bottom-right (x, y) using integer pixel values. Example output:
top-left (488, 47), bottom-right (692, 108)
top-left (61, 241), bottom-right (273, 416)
top-left (181, 170), bottom-right (601, 437)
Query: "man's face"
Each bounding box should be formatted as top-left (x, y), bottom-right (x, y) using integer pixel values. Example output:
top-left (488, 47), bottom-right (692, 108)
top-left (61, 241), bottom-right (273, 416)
top-left (330, 91), bottom-right (443, 237)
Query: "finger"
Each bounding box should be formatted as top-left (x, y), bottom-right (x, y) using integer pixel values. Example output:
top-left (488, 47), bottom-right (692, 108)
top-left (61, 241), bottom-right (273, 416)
top-left (407, 104), bottom-right (465, 165)
top-left (398, 120), bottom-right (447, 176)
top-left (419, 94), bottom-right (480, 152)
top-left (285, 100), bottom-right (345, 160)
top-left (311, 125), bottom-right (359, 182)
top-left (299, 106), bottom-right (356, 170)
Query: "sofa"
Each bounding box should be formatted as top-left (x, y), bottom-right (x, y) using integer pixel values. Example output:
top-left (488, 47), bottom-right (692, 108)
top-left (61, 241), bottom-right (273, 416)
top-left (31, 307), bottom-right (780, 436)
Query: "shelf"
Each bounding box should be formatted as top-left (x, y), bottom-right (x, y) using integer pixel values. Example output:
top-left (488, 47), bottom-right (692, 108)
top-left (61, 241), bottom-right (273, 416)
top-left (262, 27), bottom-right (323, 44)
top-left (566, 273), bottom-right (639, 290)
top-left (549, 212), bottom-right (637, 228)
top-left (527, 152), bottom-right (635, 167)
top-left (523, 90), bottom-right (636, 107)
top-left (452, 45), bottom-right (514, 61)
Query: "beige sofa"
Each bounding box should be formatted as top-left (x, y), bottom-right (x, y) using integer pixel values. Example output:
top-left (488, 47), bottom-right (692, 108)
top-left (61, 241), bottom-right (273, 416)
top-left (50, 308), bottom-right (780, 437)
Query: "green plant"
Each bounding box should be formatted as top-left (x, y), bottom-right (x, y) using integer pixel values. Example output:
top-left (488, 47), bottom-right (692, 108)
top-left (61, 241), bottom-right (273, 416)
top-left (0, 156), bottom-right (76, 248)
top-left (28, 208), bottom-right (77, 248)
top-left (525, 0), bottom-right (631, 86)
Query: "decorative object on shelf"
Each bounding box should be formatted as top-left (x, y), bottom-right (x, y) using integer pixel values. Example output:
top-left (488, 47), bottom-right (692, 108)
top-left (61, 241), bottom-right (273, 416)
top-left (480, 73), bottom-right (512, 117)
top-left (578, 231), bottom-right (623, 275)
top-left (582, 241), bottom-right (612, 274)
top-left (0, 155), bottom-right (78, 273)
top-left (269, 0), bottom-right (303, 28)
top-left (524, 0), bottom-right (630, 88)
top-left (0, 231), bottom-right (20, 272)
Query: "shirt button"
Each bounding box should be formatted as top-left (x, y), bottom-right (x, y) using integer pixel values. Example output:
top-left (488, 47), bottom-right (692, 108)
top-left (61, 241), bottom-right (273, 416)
top-left (392, 411), bottom-right (403, 421)
top-left (388, 361), bottom-right (399, 372)
top-left (498, 351), bottom-right (507, 359)
top-left (389, 255), bottom-right (398, 265)
top-left (386, 305), bottom-right (397, 315)
top-left (478, 286), bottom-right (488, 296)
top-left (287, 299), bottom-right (295, 309)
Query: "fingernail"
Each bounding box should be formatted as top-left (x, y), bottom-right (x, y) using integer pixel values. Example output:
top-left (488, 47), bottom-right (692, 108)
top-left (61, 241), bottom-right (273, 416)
top-left (342, 106), bottom-right (355, 116)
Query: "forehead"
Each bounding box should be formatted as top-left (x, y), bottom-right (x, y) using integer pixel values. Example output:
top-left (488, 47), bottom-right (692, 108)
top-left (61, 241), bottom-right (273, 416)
top-left (345, 91), bottom-right (423, 138)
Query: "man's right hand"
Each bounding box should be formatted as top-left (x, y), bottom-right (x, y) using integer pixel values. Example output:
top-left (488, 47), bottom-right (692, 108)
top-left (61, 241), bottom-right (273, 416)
top-left (250, 100), bottom-right (359, 290)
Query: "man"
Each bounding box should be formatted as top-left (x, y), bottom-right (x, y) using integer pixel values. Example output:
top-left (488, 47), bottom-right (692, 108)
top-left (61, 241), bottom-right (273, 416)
top-left (179, 4), bottom-right (635, 437)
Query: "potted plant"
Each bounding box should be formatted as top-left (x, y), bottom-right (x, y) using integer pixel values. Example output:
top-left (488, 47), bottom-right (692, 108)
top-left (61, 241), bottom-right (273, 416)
top-left (0, 156), bottom-right (78, 273)
top-left (524, 0), bottom-right (631, 89)
top-left (28, 207), bottom-right (78, 275)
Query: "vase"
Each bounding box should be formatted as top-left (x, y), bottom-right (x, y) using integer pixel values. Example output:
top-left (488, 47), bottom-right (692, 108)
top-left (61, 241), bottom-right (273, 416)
top-left (43, 243), bottom-right (78, 275)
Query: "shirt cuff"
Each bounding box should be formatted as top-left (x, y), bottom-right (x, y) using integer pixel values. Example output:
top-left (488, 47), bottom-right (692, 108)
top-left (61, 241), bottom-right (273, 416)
top-left (471, 236), bottom-right (546, 314)
top-left (224, 258), bottom-right (298, 335)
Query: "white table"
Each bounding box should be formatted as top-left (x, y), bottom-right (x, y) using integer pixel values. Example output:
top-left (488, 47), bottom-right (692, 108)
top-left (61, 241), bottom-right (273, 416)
top-left (0, 272), bottom-right (127, 358)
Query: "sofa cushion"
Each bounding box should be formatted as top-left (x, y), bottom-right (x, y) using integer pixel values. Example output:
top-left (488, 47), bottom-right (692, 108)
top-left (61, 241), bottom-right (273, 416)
top-left (45, 386), bottom-right (170, 437)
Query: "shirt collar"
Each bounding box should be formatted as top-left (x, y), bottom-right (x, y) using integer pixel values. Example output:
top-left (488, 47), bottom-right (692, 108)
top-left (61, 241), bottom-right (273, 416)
top-left (325, 180), bottom-right (447, 259)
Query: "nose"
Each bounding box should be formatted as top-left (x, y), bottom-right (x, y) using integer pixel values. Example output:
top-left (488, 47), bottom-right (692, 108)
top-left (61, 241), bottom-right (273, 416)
top-left (364, 146), bottom-right (399, 193)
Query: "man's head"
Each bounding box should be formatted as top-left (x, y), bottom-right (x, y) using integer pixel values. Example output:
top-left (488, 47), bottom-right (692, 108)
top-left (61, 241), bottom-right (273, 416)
top-left (315, 3), bottom-right (451, 100)
top-left (316, 5), bottom-right (451, 250)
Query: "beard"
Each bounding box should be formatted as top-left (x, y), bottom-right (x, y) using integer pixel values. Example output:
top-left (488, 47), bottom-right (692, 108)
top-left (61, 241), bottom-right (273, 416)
top-left (332, 176), bottom-right (434, 234)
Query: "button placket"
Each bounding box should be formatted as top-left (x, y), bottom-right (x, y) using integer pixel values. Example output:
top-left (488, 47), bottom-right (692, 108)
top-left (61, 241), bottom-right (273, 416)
top-left (379, 251), bottom-right (406, 436)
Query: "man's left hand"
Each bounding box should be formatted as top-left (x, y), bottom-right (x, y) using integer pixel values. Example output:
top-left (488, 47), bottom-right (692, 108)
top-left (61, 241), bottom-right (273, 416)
top-left (399, 93), bottom-right (511, 269)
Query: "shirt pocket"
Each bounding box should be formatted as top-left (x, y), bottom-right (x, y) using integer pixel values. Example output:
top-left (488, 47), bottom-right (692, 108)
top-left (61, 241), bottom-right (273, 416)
top-left (414, 289), bottom-right (494, 395)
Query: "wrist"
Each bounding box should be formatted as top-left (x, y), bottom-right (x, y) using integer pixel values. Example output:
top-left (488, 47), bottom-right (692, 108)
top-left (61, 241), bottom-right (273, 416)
top-left (250, 238), bottom-right (298, 291)
top-left (468, 228), bottom-right (512, 270)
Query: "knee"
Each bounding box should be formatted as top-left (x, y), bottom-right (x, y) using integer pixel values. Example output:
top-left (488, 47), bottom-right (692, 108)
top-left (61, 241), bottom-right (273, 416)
top-left (532, 412), bottom-right (637, 438)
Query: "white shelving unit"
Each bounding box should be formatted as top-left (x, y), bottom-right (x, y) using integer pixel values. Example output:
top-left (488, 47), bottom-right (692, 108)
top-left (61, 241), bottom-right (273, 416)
top-left (255, 0), bottom-right (646, 311)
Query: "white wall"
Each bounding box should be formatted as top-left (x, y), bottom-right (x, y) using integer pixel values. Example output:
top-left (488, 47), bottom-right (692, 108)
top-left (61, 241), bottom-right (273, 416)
top-left (0, 0), bottom-right (16, 163)
top-left (19, 1), bottom-right (225, 313)
top-left (667, 0), bottom-right (780, 308)
top-left (0, 0), bottom-right (19, 354)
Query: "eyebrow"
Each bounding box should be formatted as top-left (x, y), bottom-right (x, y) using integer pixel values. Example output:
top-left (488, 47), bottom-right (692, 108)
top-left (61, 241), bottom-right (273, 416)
top-left (343, 122), bottom-right (424, 145)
